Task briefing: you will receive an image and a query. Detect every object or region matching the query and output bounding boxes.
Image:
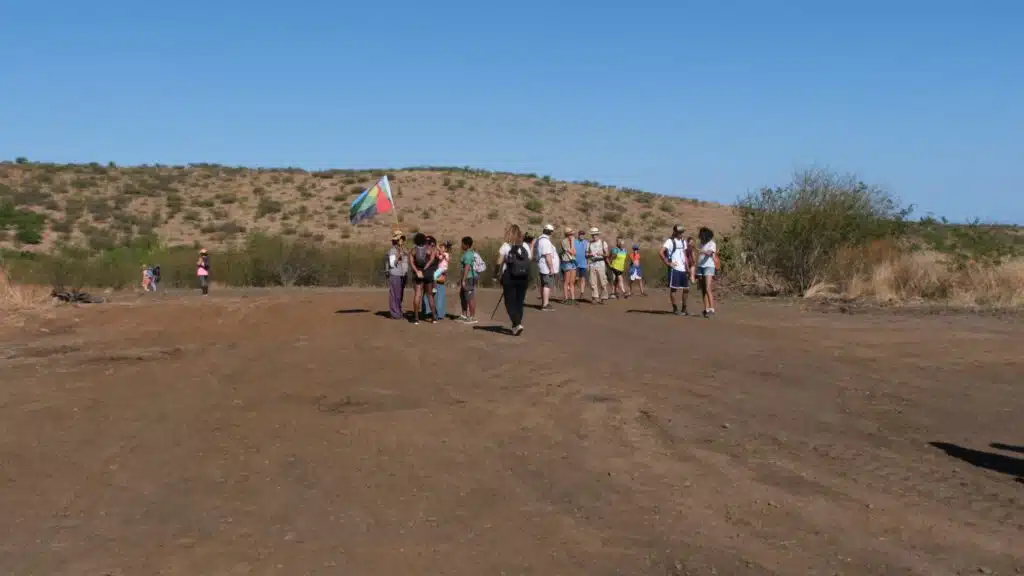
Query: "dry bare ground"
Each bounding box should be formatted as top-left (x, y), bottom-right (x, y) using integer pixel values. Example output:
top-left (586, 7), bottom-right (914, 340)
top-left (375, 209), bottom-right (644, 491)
top-left (0, 288), bottom-right (1021, 575)
top-left (0, 162), bottom-right (736, 251)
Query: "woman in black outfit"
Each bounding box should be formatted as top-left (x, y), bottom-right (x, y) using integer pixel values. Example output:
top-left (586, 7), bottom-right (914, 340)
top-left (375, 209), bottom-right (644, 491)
top-left (494, 224), bottom-right (528, 336)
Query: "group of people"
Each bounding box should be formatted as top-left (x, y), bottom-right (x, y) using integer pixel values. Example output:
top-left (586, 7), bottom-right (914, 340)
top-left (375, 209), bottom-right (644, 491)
top-left (139, 248), bottom-right (212, 295)
top-left (384, 222), bottom-right (719, 335)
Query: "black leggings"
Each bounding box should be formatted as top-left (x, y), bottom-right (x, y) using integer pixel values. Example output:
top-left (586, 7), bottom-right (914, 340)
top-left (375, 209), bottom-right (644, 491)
top-left (502, 273), bottom-right (529, 326)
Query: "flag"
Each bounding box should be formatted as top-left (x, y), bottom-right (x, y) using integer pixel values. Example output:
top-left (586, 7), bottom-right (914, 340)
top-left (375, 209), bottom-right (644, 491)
top-left (348, 176), bottom-right (395, 225)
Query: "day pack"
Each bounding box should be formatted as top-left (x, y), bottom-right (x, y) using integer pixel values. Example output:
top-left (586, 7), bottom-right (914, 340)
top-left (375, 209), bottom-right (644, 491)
top-left (472, 251), bottom-right (487, 274)
top-left (152, 265), bottom-right (161, 280)
top-left (504, 244), bottom-right (530, 278)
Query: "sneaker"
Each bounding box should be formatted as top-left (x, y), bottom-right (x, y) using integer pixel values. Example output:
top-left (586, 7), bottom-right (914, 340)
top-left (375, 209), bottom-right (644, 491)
top-left (541, 305), bottom-right (554, 312)
top-left (465, 317), bottom-right (479, 324)
top-left (457, 314), bottom-right (468, 321)
top-left (512, 324), bottom-right (524, 336)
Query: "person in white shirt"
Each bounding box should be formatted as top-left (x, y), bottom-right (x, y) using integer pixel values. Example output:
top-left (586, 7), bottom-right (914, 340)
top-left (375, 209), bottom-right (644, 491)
top-left (697, 226), bottom-right (718, 318)
top-left (534, 224), bottom-right (558, 311)
top-left (586, 227), bottom-right (610, 303)
top-left (661, 224), bottom-right (695, 316)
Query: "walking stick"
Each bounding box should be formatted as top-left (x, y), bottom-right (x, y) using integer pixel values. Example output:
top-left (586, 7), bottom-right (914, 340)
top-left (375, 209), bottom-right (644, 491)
top-left (489, 292), bottom-right (504, 320)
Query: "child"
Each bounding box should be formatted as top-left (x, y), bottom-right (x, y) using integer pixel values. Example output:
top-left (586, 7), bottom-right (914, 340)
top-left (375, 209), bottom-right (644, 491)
top-left (459, 236), bottom-right (480, 324)
top-left (628, 244), bottom-right (646, 296)
top-left (197, 249), bottom-right (211, 295)
top-left (424, 240), bottom-right (451, 320)
top-left (609, 238), bottom-right (628, 299)
top-left (141, 264), bottom-right (152, 292)
top-left (697, 227), bottom-right (718, 318)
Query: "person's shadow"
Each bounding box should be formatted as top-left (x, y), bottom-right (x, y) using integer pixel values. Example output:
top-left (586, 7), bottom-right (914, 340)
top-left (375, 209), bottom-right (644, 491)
top-left (930, 442), bottom-right (1024, 484)
top-left (473, 325), bottom-right (513, 336)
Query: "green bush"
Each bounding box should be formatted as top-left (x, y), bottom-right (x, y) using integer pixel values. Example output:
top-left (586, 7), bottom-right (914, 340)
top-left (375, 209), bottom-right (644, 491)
top-left (0, 202), bottom-right (46, 245)
top-left (524, 198), bottom-right (543, 213)
top-left (737, 168), bottom-right (909, 294)
top-left (914, 217), bottom-right (1021, 270)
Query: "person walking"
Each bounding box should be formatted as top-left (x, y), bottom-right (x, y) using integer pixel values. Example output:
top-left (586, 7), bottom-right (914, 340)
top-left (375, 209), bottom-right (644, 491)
top-left (661, 225), bottom-right (694, 315)
top-left (141, 264), bottom-right (153, 292)
top-left (574, 229), bottom-right (589, 301)
top-left (560, 227), bottom-right (578, 305)
top-left (535, 224), bottom-right (558, 311)
top-left (197, 248), bottom-right (211, 295)
top-left (586, 227), bottom-right (610, 303)
top-left (494, 224), bottom-right (530, 336)
top-left (386, 230), bottom-right (409, 320)
top-left (697, 227), bottom-right (718, 318)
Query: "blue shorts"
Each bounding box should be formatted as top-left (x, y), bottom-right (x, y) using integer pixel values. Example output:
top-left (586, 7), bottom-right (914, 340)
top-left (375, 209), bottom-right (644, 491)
top-left (628, 265), bottom-right (642, 280)
top-left (699, 266), bottom-right (715, 277)
top-left (668, 268), bottom-right (690, 289)
top-left (576, 264), bottom-right (588, 275)
top-left (561, 261), bottom-right (577, 273)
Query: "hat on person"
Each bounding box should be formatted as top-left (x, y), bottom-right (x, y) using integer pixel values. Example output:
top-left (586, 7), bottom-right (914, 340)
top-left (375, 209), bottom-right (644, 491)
top-left (564, 226), bottom-right (574, 235)
top-left (632, 244), bottom-right (640, 250)
top-left (672, 224), bottom-right (685, 234)
top-left (543, 223), bottom-right (555, 232)
top-left (391, 230), bottom-right (405, 241)
top-left (199, 248), bottom-right (208, 254)
top-left (589, 227), bottom-right (600, 234)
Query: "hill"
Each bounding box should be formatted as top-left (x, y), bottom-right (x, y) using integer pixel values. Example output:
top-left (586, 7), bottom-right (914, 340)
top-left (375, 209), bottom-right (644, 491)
top-left (0, 161), bottom-right (737, 252)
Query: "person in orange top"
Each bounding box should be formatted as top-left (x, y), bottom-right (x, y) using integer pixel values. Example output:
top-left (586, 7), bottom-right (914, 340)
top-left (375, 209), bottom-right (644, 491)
top-left (627, 244), bottom-right (646, 296)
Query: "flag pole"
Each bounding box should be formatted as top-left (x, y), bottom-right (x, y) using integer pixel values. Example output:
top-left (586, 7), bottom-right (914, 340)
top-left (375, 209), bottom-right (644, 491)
top-left (387, 174), bottom-right (400, 229)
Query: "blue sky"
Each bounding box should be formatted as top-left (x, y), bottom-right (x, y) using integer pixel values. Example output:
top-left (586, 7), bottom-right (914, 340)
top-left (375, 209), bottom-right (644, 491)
top-left (2, 0), bottom-right (1021, 223)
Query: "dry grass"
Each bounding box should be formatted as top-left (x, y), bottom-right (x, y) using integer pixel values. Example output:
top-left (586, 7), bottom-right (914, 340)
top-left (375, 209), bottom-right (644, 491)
top-left (810, 243), bottom-right (1024, 308)
top-left (0, 267), bottom-right (54, 326)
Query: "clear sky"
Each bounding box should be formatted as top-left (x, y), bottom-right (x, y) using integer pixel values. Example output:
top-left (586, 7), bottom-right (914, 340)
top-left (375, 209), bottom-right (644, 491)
top-left (2, 0), bottom-right (1021, 223)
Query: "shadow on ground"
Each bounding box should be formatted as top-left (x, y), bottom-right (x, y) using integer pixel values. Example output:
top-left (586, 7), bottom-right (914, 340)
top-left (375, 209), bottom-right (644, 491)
top-left (930, 441), bottom-right (1024, 484)
top-left (473, 325), bottom-right (512, 336)
top-left (990, 443), bottom-right (1024, 455)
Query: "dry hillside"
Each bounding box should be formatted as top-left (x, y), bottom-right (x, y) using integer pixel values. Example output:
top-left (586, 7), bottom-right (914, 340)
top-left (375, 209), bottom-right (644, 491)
top-left (0, 161), bottom-right (736, 251)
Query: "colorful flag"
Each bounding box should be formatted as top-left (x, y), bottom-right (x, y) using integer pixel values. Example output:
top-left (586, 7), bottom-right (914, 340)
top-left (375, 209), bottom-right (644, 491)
top-left (348, 176), bottom-right (395, 225)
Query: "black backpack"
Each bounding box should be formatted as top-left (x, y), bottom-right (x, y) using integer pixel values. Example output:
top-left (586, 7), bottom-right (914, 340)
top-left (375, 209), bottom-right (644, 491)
top-left (505, 244), bottom-right (530, 279)
top-left (152, 265), bottom-right (161, 280)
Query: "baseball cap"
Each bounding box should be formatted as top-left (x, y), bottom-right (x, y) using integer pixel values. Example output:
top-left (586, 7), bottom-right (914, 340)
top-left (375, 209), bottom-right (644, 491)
top-left (543, 223), bottom-right (554, 232)
top-left (672, 224), bottom-right (685, 234)
top-left (391, 230), bottom-right (405, 241)
top-left (632, 244), bottom-right (640, 250)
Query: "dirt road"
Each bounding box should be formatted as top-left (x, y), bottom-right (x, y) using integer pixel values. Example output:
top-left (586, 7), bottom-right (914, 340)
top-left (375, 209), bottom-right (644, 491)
top-left (1, 289), bottom-right (1021, 575)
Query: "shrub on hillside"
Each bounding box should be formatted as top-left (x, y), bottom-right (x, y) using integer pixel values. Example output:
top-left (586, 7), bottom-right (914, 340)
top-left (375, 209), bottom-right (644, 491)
top-left (737, 168), bottom-right (909, 294)
top-left (0, 203), bottom-right (46, 245)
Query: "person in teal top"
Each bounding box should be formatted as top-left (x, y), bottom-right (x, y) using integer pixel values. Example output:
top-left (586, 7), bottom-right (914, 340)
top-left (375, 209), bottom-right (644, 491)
top-left (459, 236), bottom-right (480, 323)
